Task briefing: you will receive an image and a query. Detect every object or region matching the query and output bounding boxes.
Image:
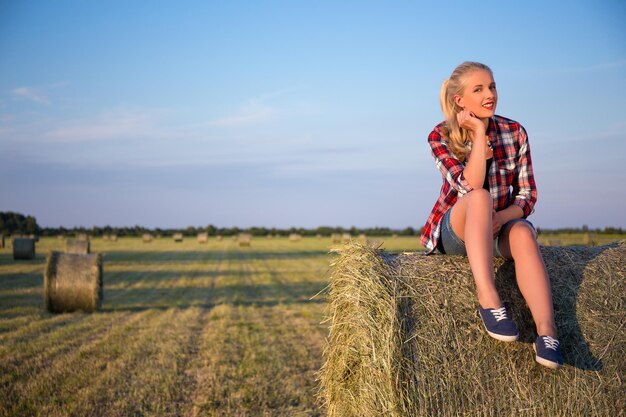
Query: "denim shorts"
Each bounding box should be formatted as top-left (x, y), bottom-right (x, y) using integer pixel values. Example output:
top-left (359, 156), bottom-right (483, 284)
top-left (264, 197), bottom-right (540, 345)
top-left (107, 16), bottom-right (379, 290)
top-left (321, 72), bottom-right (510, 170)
top-left (437, 208), bottom-right (536, 258)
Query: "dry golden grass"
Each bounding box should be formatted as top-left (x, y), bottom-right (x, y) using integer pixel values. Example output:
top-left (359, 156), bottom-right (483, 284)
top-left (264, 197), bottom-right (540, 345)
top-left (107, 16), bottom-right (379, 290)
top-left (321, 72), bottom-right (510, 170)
top-left (1, 235), bottom-right (426, 416)
top-left (1, 233), bottom-right (622, 416)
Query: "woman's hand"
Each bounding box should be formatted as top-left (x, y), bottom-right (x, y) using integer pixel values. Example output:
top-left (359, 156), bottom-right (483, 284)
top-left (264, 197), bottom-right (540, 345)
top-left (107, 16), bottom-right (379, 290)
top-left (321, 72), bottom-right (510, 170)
top-left (456, 110), bottom-right (485, 139)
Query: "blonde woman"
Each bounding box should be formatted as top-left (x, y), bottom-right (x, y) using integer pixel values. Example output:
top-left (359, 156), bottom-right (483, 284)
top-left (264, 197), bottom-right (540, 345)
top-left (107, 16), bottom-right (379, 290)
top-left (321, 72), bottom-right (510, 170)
top-left (421, 61), bottom-right (562, 369)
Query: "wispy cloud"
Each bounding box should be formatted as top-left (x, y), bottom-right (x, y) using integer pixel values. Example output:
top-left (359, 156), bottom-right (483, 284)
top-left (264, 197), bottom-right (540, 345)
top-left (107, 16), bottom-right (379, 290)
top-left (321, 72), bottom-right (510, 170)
top-left (0, 114), bottom-right (16, 123)
top-left (45, 107), bottom-right (161, 142)
top-left (208, 99), bottom-right (275, 127)
top-left (11, 86), bottom-right (50, 105)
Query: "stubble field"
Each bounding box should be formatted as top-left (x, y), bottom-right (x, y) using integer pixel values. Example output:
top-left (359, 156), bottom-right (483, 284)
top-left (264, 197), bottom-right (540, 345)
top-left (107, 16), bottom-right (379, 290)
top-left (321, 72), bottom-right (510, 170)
top-left (0, 236), bottom-right (423, 417)
top-left (1, 233), bottom-right (622, 416)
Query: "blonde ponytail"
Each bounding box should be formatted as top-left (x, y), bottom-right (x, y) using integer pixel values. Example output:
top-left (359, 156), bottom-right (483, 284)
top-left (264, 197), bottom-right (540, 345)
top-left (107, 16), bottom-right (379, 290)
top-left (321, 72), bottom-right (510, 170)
top-left (438, 62), bottom-right (493, 163)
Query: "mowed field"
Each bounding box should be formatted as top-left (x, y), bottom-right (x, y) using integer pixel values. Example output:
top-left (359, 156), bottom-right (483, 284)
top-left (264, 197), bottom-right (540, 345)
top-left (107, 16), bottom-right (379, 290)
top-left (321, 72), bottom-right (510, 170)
top-left (0, 236), bottom-right (424, 417)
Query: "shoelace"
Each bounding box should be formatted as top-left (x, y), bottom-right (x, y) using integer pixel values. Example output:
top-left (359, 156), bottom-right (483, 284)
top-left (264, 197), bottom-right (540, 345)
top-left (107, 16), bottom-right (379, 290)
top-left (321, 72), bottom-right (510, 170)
top-left (542, 336), bottom-right (560, 351)
top-left (491, 307), bottom-right (508, 322)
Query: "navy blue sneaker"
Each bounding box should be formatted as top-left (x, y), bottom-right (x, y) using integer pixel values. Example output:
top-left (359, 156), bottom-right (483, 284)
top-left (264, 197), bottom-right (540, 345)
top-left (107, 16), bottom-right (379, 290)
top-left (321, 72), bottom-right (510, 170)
top-left (534, 335), bottom-right (563, 369)
top-left (478, 306), bottom-right (519, 342)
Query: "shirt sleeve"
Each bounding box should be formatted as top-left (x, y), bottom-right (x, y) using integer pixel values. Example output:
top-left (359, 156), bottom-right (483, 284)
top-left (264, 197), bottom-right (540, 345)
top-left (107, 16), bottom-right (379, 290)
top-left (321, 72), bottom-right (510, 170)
top-left (512, 126), bottom-right (537, 217)
top-left (428, 128), bottom-right (474, 196)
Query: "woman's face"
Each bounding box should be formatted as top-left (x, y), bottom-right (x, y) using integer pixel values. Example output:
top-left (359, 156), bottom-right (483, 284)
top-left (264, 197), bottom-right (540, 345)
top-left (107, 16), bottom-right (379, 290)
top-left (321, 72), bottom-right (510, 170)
top-left (454, 70), bottom-right (498, 119)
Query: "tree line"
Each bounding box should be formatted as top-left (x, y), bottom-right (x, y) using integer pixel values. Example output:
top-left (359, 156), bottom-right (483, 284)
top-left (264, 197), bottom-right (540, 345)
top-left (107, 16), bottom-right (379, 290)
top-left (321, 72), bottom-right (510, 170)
top-left (38, 224), bottom-right (420, 238)
top-left (1, 211), bottom-right (623, 238)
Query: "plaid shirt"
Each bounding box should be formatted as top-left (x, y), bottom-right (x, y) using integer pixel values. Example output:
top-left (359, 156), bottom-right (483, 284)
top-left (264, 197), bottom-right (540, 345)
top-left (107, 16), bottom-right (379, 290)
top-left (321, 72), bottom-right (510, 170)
top-left (420, 115), bottom-right (537, 253)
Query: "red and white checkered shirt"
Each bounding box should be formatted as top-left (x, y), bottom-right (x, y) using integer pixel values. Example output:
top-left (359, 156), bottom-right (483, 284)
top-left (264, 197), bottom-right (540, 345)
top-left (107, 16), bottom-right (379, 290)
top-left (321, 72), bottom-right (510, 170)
top-left (420, 115), bottom-right (537, 254)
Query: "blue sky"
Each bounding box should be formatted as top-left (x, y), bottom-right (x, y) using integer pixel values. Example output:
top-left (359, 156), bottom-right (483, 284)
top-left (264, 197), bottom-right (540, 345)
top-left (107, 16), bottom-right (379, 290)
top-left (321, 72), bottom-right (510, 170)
top-left (1, 0), bottom-right (625, 230)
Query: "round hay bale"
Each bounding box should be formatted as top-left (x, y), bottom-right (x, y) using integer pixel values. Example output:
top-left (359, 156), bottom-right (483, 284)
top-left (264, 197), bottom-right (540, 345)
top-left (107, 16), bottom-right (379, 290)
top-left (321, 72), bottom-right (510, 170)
top-left (342, 233), bottom-right (351, 243)
top-left (216, 235), bottom-right (223, 241)
top-left (319, 242), bottom-right (625, 417)
top-left (289, 233), bottom-right (302, 242)
top-left (44, 251), bottom-right (103, 313)
top-left (331, 233), bottom-right (342, 244)
top-left (173, 233), bottom-right (183, 242)
top-left (102, 234), bottom-right (110, 241)
top-left (66, 238), bottom-right (90, 254)
top-left (316, 234), bottom-right (323, 239)
top-left (197, 232), bottom-right (208, 244)
top-left (12, 238), bottom-right (35, 260)
top-left (582, 232), bottom-right (597, 246)
top-left (238, 233), bottom-right (251, 247)
top-left (110, 234), bottom-right (118, 242)
top-left (267, 233), bottom-right (273, 239)
top-left (57, 235), bottom-right (65, 240)
top-left (142, 233), bottom-right (153, 243)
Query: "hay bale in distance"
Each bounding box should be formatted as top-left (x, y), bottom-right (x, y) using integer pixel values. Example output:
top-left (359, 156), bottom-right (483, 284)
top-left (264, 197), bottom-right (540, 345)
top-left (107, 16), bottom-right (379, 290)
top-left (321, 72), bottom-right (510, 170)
top-left (77, 233), bottom-right (89, 241)
top-left (341, 233), bottom-right (351, 243)
top-left (197, 232), bottom-right (208, 244)
top-left (582, 232), bottom-right (597, 246)
top-left (173, 233), bottom-right (183, 242)
top-left (331, 233), bottom-right (342, 244)
top-left (142, 233), bottom-right (153, 243)
top-left (238, 233), bottom-right (252, 247)
top-left (216, 235), bottom-right (223, 241)
top-left (110, 234), bottom-right (118, 242)
top-left (66, 238), bottom-right (90, 254)
top-left (102, 234), bottom-right (110, 241)
top-left (289, 233), bottom-right (302, 242)
top-left (12, 238), bottom-right (35, 260)
top-left (319, 242), bottom-right (625, 417)
top-left (44, 251), bottom-right (103, 313)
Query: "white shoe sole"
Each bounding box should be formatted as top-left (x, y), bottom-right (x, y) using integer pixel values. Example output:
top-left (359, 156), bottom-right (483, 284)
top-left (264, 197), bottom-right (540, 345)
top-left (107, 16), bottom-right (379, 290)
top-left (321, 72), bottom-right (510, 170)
top-left (485, 328), bottom-right (519, 342)
top-left (533, 344), bottom-right (562, 369)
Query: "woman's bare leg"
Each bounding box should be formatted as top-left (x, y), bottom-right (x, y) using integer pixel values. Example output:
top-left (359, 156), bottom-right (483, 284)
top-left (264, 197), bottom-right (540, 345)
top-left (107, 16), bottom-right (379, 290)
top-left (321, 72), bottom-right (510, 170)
top-left (450, 189), bottom-right (501, 309)
top-left (498, 222), bottom-right (557, 337)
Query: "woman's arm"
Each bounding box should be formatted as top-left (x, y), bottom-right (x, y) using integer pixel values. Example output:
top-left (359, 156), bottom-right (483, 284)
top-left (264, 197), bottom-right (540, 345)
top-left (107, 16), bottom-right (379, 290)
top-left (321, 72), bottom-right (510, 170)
top-left (429, 112), bottom-right (490, 195)
top-left (457, 110), bottom-right (489, 189)
top-left (511, 126), bottom-right (537, 217)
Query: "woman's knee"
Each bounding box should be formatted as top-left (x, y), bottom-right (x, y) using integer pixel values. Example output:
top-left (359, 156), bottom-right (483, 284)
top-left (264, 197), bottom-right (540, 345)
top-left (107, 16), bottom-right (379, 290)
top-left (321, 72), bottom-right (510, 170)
top-left (450, 189), bottom-right (492, 236)
top-left (465, 188), bottom-right (492, 208)
top-left (508, 221), bottom-right (538, 246)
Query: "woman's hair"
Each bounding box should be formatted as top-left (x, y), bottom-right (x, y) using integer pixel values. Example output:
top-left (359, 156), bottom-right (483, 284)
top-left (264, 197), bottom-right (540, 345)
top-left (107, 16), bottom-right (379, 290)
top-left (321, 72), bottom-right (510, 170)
top-left (439, 61), bottom-right (493, 162)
